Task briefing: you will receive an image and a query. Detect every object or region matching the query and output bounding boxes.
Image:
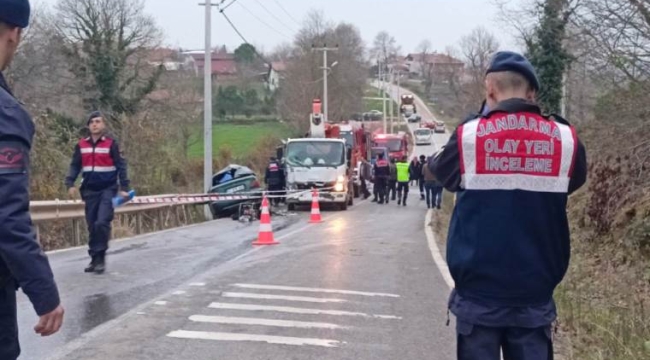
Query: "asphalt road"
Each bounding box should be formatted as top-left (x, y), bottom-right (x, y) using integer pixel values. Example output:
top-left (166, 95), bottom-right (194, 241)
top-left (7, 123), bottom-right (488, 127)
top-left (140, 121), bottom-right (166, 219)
top-left (15, 86), bottom-right (454, 359)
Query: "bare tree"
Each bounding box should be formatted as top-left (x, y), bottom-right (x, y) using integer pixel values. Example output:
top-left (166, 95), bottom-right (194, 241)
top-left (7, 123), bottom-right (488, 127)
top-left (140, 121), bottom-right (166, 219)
top-left (370, 31), bottom-right (401, 67)
top-left (277, 11), bottom-right (368, 131)
top-left (459, 26), bottom-right (500, 106)
top-left (417, 39), bottom-right (435, 97)
top-left (55, 0), bottom-right (164, 129)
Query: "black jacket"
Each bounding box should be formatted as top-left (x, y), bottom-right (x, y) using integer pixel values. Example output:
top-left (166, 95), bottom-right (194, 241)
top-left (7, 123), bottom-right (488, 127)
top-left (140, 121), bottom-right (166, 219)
top-left (0, 72), bottom-right (61, 316)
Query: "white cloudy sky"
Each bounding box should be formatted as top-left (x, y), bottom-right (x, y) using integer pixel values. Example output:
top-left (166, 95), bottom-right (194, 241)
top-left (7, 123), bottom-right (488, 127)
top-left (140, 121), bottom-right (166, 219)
top-left (35, 0), bottom-right (527, 55)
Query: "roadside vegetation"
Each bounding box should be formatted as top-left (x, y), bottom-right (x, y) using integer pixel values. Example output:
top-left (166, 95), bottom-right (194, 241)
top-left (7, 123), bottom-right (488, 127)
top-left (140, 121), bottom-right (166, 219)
top-left (421, 0), bottom-right (650, 358)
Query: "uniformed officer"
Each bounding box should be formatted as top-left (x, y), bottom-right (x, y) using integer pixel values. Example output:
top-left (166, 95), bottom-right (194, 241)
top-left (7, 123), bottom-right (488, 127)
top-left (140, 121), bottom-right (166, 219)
top-left (66, 111), bottom-right (131, 274)
top-left (372, 153), bottom-right (390, 204)
top-left (0, 1), bottom-right (65, 358)
top-left (265, 157), bottom-right (285, 205)
top-left (430, 51), bottom-right (588, 360)
top-left (395, 155), bottom-right (410, 206)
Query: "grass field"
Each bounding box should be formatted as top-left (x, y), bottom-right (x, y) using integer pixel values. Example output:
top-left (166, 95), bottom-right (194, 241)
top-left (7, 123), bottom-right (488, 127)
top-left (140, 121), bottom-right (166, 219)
top-left (188, 122), bottom-right (296, 159)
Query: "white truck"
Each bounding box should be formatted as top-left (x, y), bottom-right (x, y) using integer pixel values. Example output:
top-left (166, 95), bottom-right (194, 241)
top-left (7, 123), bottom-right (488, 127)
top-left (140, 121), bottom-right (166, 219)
top-left (282, 99), bottom-right (354, 211)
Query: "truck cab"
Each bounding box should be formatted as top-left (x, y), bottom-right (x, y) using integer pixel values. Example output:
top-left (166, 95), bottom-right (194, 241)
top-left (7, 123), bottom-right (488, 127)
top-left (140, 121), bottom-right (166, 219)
top-left (372, 133), bottom-right (409, 161)
top-left (283, 138), bottom-right (353, 211)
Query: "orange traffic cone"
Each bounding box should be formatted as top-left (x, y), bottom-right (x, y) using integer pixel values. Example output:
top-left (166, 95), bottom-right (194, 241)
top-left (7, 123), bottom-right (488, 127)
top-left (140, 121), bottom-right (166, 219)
top-left (309, 189), bottom-right (322, 223)
top-left (253, 195), bottom-right (279, 245)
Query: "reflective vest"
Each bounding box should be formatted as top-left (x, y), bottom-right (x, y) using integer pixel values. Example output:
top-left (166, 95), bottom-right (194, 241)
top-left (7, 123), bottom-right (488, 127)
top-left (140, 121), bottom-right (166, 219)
top-left (79, 137), bottom-right (116, 174)
top-left (396, 162), bottom-right (410, 182)
top-left (459, 113), bottom-right (577, 192)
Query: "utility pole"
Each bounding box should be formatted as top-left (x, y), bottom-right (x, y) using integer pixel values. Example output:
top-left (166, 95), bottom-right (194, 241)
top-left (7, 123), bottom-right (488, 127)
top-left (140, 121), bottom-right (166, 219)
top-left (200, 0), bottom-right (217, 220)
top-left (313, 45), bottom-right (339, 122)
top-left (381, 63), bottom-right (387, 133)
top-left (388, 68), bottom-right (394, 133)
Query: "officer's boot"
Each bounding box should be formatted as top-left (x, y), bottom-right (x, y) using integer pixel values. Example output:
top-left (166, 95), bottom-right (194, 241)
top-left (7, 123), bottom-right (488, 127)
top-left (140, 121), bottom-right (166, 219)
top-left (94, 253), bottom-right (106, 274)
top-left (84, 256), bottom-right (97, 273)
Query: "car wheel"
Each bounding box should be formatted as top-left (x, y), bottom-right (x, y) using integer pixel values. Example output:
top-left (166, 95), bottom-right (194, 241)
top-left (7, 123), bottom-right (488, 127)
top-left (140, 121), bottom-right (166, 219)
top-left (288, 203), bottom-right (296, 211)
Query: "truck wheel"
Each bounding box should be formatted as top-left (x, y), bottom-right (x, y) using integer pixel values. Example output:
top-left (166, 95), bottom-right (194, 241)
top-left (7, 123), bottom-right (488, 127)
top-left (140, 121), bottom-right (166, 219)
top-left (348, 194), bottom-right (354, 206)
top-left (288, 203), bottom-right (296, 211)
top-left (353, 184), bottom-right (360, 198)
top-left (339, 201), bottom-right (348, 211)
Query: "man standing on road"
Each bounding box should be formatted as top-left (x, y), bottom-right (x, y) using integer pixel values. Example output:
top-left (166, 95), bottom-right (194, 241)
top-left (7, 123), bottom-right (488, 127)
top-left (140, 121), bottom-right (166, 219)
top-left (372, 153), bottom-right (390, 204)
top-left (422, 155), bottom-right (442, 209)
top-left (0, 1), bottom-right (65, 358)
top-left (265, 157), bottom-right (284, 206)
top-left (359, 158), bottom-right (372, 199)
top-left (431, 51), bottom-right (587, 360)
top-left (395, 155), bottom-right (410, 206)
top-left (386, 158), bottom-right (397, 203)
top-left (417, 154), bottom-right (427, 200)
top-left (66, 111), bottom-right (131, 275)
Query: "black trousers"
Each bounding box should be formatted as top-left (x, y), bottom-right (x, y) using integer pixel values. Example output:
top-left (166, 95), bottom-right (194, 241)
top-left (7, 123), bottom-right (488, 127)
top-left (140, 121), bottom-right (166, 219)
top-left (267, 184), bottom-right (283, 205)
top-left (360, 177), bottom-right (371, 198)
top-left (397, 182), bottom-right (409, 204)
top-left (457, 321), bottom-right (553, 360)
top-left (0, 279), bottom-right (19, 360)
top-left (82, 186), bottom-right (117, 258)
top-left (375, 178), bottom-right (387, 203)
top-left (386, 180), bottom-right (397, 201)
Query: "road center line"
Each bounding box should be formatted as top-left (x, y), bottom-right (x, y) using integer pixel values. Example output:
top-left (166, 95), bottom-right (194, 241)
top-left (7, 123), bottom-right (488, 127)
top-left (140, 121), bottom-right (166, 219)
top-left (167, 330), bottom-right (342, 347)
top-left (221, 292), bottom-right (347, 303)
top-left (189, 315), bottom-right (348, 329)
top-left (230, 284), bottom-right (400, 298)
top-left (208, 302), bottom-right (401, 319)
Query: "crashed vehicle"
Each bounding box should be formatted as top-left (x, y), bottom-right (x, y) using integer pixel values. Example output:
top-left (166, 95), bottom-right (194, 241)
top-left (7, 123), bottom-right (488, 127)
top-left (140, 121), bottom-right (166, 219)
top-left (209, 164), bottom-right (263, 219)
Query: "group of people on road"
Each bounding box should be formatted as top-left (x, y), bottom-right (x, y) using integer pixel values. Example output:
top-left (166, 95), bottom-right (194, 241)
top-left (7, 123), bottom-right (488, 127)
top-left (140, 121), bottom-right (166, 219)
top-left (0, 0), bottom-right (589, 358)
top-left (365, 153), bottom-right (443, 209)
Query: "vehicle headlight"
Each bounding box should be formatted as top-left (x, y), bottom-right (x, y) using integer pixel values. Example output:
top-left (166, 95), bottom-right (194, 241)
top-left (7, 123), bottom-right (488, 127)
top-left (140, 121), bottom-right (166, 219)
top-left (337, 175), bottom-right (346, 183)
top-left (334, 182), bottom-right (345, 192)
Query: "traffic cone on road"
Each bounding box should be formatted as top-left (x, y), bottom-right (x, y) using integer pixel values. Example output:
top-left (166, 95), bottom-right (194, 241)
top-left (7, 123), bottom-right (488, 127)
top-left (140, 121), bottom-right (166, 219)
top-left (309, 189), bottom-right (323, 224)
top-left (253, 195), bottom-right (279, 246)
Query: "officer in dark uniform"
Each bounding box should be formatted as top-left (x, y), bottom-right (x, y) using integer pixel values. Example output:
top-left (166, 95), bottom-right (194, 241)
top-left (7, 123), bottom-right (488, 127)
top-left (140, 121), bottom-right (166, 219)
top-left (265, 157), bottom-right (285, 205)
top-left (372, 153), bottom-right (390, 204)
top-left (66, 111), bottom-right (131, 274)
top-left (430, 51), bottom-right (588, 360)
top-left (0, 1), bottom-right (65, 358)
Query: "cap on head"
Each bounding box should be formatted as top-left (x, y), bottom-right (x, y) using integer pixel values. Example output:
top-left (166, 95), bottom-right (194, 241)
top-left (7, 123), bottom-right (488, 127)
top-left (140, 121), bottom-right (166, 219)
top-left (0, 0), bottom-right (31, 28)
top-left (486, 51), bottom-right (540, 91)
top-left (87, 111), bottom-right (103, 126)
top-left (419, 155), bottom-right (426, 161)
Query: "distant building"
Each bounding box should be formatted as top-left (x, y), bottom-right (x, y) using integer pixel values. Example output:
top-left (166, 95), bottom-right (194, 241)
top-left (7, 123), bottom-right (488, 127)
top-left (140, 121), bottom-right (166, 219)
top-left (183, 50), bottom-right (239, 81)
top-left (404, 53), bottom-right (464, 78)
top-left (147, 48), bottom-right (196, 74)
top-left (266, 61), bottom-right (287, 92)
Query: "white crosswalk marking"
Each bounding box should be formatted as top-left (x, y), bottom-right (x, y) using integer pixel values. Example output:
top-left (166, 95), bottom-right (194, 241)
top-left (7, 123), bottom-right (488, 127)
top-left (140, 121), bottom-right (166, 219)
top-left (189, 315), bottom-right (348, 329)
top-left (221, 292), bottom-right (348, 303)
top-left (207, 302), bottom-right (402, 319)
top-left (231, 283), bottom-right (400, 298)
top-left (166, 284), bottom-right (402, 349)
top-left (167, 330), bottom-right (342, 348)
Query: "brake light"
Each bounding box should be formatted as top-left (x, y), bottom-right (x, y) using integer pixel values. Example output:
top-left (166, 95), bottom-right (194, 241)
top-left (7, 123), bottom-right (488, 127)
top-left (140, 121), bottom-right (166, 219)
top-left (251, 180), bottom-right (260, 189)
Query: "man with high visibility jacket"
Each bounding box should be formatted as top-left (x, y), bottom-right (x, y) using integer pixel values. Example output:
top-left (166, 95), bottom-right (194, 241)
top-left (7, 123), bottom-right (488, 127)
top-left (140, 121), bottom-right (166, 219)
top-left (65, 111), bottom-right (131, 275)
top-left (395, 155), bottom-right (410, 206)
top-left (430, 51), bottom-right (587, 360)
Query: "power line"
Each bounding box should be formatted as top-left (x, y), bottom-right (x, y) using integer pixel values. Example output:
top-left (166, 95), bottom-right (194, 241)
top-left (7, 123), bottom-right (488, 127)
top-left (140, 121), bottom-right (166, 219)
top-left (251, 0), bottom-right (296, 34)
top-left (219, 9), bottom-right (270, 65)
top-left (220, 0), bottom-right (239, 12)
top-left (271, 0), bottom-right (302, 27)
top-left (236, 1), bottom-right (292, 41)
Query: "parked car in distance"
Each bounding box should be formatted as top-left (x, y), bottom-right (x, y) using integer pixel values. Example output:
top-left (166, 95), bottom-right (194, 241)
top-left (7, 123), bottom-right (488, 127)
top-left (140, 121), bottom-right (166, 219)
top-left (209, 164), bottom-right (262, 219)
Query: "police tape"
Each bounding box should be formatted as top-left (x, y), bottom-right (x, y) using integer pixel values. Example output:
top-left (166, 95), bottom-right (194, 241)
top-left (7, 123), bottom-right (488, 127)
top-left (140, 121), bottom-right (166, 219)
top-left (127, 187), bottom-right (334, 205)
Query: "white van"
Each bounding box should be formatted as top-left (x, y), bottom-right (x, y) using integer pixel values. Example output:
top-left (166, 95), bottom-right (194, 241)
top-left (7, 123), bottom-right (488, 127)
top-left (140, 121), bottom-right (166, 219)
top-left (414, 128), bottom-right (433, 145)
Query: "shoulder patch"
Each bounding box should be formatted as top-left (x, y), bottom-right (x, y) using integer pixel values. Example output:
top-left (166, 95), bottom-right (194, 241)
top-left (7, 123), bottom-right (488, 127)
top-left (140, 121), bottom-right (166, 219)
top-left (0, 141), bottom-right (28, 175)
